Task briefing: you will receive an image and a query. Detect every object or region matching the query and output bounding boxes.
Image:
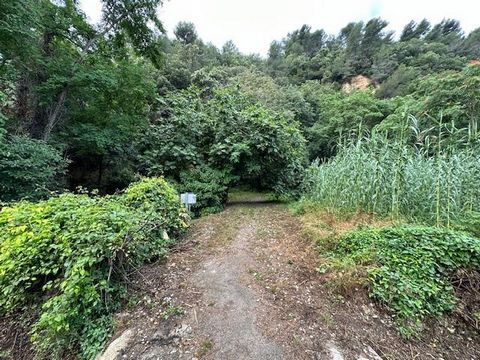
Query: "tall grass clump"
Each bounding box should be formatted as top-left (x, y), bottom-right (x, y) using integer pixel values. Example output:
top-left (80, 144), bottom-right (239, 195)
top-left (302, 119), bottom-right (480, 226)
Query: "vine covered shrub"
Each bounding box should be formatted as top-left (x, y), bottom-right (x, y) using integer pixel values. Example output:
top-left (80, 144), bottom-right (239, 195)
top-left (0, 177), bottom-right (187, 359)
top-left (121, 177), bottom-right (188, 239)
top-left (329, 225), bottom-right (480, 337)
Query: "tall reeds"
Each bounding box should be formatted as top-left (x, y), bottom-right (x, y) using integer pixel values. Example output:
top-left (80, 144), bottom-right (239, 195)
top-left (302, 118), bottom-right (480, 226)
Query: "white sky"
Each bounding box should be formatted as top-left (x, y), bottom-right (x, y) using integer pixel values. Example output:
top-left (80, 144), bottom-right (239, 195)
top-left (80, 0), bottom-right (480, 56)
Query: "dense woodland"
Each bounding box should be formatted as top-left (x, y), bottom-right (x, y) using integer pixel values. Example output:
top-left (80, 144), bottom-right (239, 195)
top-left (1, 0), bottom-right (479, 203)
top-left (1, 1), bottom-right (480, 359)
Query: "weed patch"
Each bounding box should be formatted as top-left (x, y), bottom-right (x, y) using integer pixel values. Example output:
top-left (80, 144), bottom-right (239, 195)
top-left (325, 225), bottom-right (480, 337)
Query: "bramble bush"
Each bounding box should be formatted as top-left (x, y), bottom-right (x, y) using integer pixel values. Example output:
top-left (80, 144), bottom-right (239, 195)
top-left (327, 225), bottom-right (480, 337)
top-left (0, 177), bottom-right (188, 359)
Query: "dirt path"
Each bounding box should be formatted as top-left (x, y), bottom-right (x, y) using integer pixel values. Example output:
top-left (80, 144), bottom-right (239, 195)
top-left (98, 201), bottom-right (480, 360)
top-left (192, 219), bottom-right (283, 359)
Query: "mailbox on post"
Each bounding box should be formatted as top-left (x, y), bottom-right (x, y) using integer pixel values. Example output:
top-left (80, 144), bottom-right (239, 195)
top-left (180, 192), bottom-right (196, 213)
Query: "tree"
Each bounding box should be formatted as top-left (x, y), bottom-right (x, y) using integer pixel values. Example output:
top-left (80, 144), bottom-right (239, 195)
top-left (360, 18), bottom-right (392, 71)
top-left (425, 19), bottom-right (464, 50)
top-left (136, 88), bottom-right (209, 178)
top-left (400, 19), bottom-right (430, 41)
top-left (300, 83), bottom-right (393, 159)
top-left (221, 40), bottom-right (243, 66)
top-left (0, 134), bottom-right (69, 201)
top-left (1, 0), bottom-right (165, 141)
top-left (461, 28), bottom-right (480, 58)
top-left (207, 87), bottom-right (307, 192)
top-left (174, 21), bottom-right (198, 44)
top-left (0, 0), bottom-right (41, 65)
top-left (376, 65), bottom-right (420, 98)
top-left (377, 65), bottom-right (480, 141)
top-left (60, 55), bottom-right (157, 192)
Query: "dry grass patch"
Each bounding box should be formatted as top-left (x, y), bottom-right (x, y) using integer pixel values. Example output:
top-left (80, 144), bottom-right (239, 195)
top-left (293, 201), bottom-right (393, 297)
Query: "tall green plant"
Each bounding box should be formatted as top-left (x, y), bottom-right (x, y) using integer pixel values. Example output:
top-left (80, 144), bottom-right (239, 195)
top-left (302, 122), bottom-right (480, 225)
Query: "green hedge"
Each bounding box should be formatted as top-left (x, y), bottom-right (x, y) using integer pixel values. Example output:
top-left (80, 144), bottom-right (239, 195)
top-left (0, 135), bottom-right (69, 202)
top-left (0, 177), bottom-right (188, 359)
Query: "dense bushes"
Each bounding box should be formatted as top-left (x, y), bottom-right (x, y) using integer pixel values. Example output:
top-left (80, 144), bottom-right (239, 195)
top-left (0, 177), bottom-right (188, 359)
top-left (136, 89), bottom-right (209, 177)
top-left (138, 87), bottom-right (308, 214)
top-left (378, 65), bottom-right (480, 139)
top-left (301, 84), bottom-right (394, 159)
top-left (0, 135), bottom-right (69, 202)
top-left (326, 225), bottom-right (480, 337)
top-left (208, 88), bottom-right (307, 193)
top-left (178, 166), bottom-right (234, 217)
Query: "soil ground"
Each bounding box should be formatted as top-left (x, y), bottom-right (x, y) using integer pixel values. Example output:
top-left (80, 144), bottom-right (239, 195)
top-left (98, 194), bottom-right (480, 360)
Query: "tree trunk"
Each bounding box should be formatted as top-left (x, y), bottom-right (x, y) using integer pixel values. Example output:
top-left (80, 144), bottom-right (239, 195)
top-left (39, 18), bottom-right (124, 141)
top-left (43, 87), bottom-right (68, 141)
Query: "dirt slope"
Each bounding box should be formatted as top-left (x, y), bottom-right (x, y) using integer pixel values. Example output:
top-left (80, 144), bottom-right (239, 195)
top-left (99, 199), bottom-right (480, 360)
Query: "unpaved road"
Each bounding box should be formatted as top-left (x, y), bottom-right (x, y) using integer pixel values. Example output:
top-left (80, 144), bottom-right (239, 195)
top-left (99, 200), bottom-right (480, 360)
top-left (192, 220), bottom-right (283, 359)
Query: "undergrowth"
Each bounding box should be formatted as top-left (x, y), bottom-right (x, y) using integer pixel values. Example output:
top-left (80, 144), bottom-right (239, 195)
top-left (0, 177), bottom-right (188, 359)
top-left (323, 224), bottom-right (480, 338)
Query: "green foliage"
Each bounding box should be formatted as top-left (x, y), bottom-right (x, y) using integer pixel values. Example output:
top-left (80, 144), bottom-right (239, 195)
top-left (377, 65), bottom-right (480, 145)
top-left (230, 69), bottom-right (308, 123)
top-left (136, 88), bottom-right (208, 177)
top-left (376, 65), bottom-right (420, 98)
top-left (411, 65), bottom-right (480, 136)
top-left (453, 212), bottom-right (480, 238)
top-left (208, 87), bottom-right (307, 194)
top-left (139, 87), bottom-right (307, 200)
top-left (178, 165), bottom-right (235, 217)
top-left (267, 18), bottom-right (473, 85)
top-left (329, 225), bottom-right (480, 337)
top-left (301, 84), bottom-right (393, 158)
top-left (100, 0), bottom-right (165, 67)
top-left (174, 21), bottom-right (198, 44)
top-left (0, 177), bottom-right (187, 358)
top-left (1, 0), bottom-right (165, 192)
top-left (60, 56), bottom-right (157, 192)
top-left (121, 177), bottom-right (188, 240)
top-left (302, 128), bottom-right (480, 225)
top-left (0, 135), bottom-right (69, 202)
top-left (0, 0), bottom-right (41, 66)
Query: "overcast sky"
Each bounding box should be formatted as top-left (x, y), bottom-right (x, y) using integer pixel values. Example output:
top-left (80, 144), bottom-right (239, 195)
top-left (80, 0), bottom-right (480, 56)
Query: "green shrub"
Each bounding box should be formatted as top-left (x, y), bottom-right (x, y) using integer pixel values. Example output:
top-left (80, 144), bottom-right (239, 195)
top-left (329, 225), bottom-right (480, 337)
top-left (0, 135), bottom-right (69, 202)
top-left (453, 212), bottom-right (480, 238)
top-left (121, 176), bottom-right (188, 239)
top-left (178, 165), bottom-right (235, 217)
top-left (0, 177), bottom-right (188, 359)
top-left (137, 87), bottom-right (307, 198)
top-left (208, 88), bottom-right (308, 194)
